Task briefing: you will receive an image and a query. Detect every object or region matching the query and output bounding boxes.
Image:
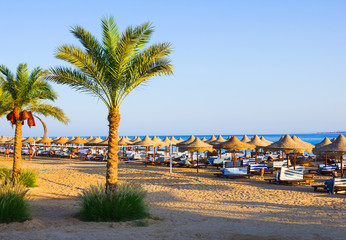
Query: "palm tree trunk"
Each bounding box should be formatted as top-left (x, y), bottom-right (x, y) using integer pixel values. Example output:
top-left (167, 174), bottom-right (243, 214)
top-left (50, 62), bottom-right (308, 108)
top-left (106, 109), bottom-right (120, 192)
top-left (12, 119), bottom-right (23, 181)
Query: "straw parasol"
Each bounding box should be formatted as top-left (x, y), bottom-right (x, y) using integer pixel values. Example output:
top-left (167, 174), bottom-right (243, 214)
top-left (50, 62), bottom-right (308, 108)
top-left (52, 136), bottom-right (60, 141)
top-left (177, 137), bottom-right (184, 143)
top-left (313, 137), bottom-right (332, 166)
top-left (133, 136), bottom-right (155, 165)
top-left (314, 137), bottom-right (332, 149)
top-left (264, 135), bottom-right (306, 168)
top-left (85, 136), bottom-right (103, 146)
top-left (23, 137), bottom-right (36, 144)
top-left (177, 135), bottom-right (196, 147)
top-left (206, 135), bottom-right (216, 143)
top-left (169, 136), bottom-right (180, 145)
top-left (37, 137), bottom-right (53, 144)
top-left (0, 136), bottom-right (9, 144)
top-left (67, 136), bottom-right (87, 145)
top-left (201, 137), bottom-right (207, 142)
top-left (260, 136), bottom-right (273, 145)
top-left (247, 135), bottom-right (270, 163)
top-left (182, 137), bottom-right (213, 173)
top-left (316, 134), bottom-right (346, 176)
top-left (53, 137), bottom-right (69, 145)
top-left (35, 137), bottom-right (42, 141)
top-left (152, 136), bottom-right (167, 147)
top-left (216, 136), bottom-right (256, 167)
top-left (292, 136), bottom-right (314, 153)
top-left (209, 135), bottom-right (226, 146)
top-left (86, 136), bottom-right (93, 141)
top-left (162, 137), bottom-right (172, 146)
top-left (241, 135), bottom-right (250, 143)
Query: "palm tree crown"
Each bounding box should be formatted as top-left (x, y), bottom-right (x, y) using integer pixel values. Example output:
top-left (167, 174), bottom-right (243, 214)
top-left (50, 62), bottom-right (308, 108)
top-left (0, 63), bottom-right (69, 123)
top-left (44, 16), bottom-right (173, 189)
top-left (0, 63), bottom-right (69, 179)
top-left (45, 16), bottom-right (173, 111)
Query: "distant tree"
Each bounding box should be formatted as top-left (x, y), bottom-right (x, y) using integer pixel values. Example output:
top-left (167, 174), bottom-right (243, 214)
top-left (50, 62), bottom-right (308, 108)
top-left (45, 16), bottom-right (173, 191)
top-left (0, 64), bottom-right (69, 180)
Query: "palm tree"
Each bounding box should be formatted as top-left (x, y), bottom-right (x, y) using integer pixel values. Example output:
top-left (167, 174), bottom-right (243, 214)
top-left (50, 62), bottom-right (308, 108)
top-left (0, 63), bottom-right (69, 180)
top-left (44, 16), bottom-right (173, 190)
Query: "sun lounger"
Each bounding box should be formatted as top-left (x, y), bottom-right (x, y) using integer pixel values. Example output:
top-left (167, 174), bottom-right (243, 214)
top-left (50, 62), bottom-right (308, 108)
top-left (214, 167), bottom-right (253, 179)
top-left (248, 163), bottom-right (273, 174)
top-left (313, 177), bottom-right (346, 194)
top-left (265, 166), bottom-right (313, 185)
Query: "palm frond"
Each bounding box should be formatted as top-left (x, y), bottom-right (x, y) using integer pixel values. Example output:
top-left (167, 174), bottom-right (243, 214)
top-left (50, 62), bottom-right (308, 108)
top-left (28, 101), bottom-right (69, 124)
top-left (45, 67), bottom-right (111, 109)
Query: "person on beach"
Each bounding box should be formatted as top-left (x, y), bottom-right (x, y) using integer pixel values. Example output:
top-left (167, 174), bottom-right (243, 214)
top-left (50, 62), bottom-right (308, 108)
top-left (86, 149), bottom-right (93, 160)
top-left (28, 147), bottom-right (34, 160)
top-left (4, 147), bottom-right (10, 160)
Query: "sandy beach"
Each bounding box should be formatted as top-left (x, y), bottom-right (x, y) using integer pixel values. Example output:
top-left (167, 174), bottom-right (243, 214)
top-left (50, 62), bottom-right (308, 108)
top-left (0, 156), bottom-right (345, 240)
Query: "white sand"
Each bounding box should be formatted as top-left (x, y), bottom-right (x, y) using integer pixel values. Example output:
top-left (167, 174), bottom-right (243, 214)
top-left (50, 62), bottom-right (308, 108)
top-left (0, 157), bottom-right (345, 240)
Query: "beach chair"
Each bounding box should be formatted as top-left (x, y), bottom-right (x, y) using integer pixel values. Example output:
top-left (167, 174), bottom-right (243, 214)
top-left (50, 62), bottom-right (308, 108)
top-left (313, 177), bottom-right (346, 194)
top-left (248, 163), bottom-right (273, 174)
top-left (265, 166), bottom-right (313, 185)
top-left (214, 167), bottom-right (252, 179)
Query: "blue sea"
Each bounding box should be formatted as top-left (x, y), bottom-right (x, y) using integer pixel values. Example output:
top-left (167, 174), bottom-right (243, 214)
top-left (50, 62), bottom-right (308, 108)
top-left (78, 133), bottom-right (341, 145)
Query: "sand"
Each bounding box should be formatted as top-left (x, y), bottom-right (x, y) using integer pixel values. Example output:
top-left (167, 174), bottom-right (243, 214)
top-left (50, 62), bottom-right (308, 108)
top-left (0, 157), bottom-right (345, 240)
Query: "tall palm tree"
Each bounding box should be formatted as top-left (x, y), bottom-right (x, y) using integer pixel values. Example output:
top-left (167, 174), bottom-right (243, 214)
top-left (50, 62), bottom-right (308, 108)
top-left (0, 63), bottom-right (69, 179)
top-left (44, 16), bottom-right (173, 190)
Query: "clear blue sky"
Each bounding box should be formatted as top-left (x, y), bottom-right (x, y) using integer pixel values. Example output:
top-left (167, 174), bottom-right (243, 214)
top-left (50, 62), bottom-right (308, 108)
top-left (0, 0), bottom-right (345, 137)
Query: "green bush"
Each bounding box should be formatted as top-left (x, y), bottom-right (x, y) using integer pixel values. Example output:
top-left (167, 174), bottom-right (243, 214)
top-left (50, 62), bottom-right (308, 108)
top-left (0, 167), bottom-right (38, 187)
top-left (18, 169), bottom-right (38, 187)
top-left (79, 182), bottom-right (149, 222)
top-left (0, 184), bottom-right (31, 223)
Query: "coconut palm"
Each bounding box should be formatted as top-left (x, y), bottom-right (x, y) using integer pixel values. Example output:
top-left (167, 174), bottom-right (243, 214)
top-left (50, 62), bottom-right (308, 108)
top-left (0, 63), bottom-right (69, 179)
top-left (44, 16), bottom-right (173, 190)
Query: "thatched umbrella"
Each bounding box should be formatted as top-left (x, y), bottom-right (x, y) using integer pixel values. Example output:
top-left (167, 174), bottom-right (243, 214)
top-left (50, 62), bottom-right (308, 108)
top-left (313, 137), bottom-right (332, 166)
top-left (53, 137), bottom-right (69, 145)
top-left (132, 135), bottom-right (155, 165)
top-left (23, 137), bottom-right (36, 144)
top-left (169, 136), bottom-right (179, 145)
top-left (177, 137), bottom-right (184, 143)
top-left (86, 136), bottom-right (93, 141)
top-left (177, 135), bottom-right (196, 147)
top-left (260, 136), bottom-right (273, 145)
top-left (85, 136), bottom-right (103, 146)
top-left (206, 135), bottom-right (216, 143)
top-left (209, 135), bottom-right (226, 145)
top-left (37, 137), bottom-right (52, 144)
top-left (0, 136), bottom-right (9, 144)
top-left (316, 134), bottom-right (346, 176)
top-left (209, 135), bottom-right (226, 158)
top-left (35, 137), bottom-right (42, 142)
top-left (182, 137), bottom-right (213, 173)
top-left (241, 135), bottom-right (250, 143)
top-left (201, 137), bottom-right (207, 142)
top-left (248, 135), bottom-right (270, 163)
top-left (264, 135), bottom-right (305, 169)
top-left (52, 136), bottom-right (60, 141)
top-left (67, 136), bottom-right (87, 145)
top-left (216, 136), bottom-right (256, 167)
top-left (118, 137), bottom-right (130, 160)
top-left (292, 136), bottom-right (314, 153)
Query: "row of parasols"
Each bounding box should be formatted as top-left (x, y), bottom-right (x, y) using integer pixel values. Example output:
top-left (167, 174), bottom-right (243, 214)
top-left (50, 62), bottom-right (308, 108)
top-left (1, 134), bottom-right (345, 174)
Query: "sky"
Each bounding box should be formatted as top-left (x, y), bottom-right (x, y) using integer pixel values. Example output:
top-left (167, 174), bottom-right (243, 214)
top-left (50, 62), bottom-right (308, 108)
top-left (0, 0), bottom-right (345, 137)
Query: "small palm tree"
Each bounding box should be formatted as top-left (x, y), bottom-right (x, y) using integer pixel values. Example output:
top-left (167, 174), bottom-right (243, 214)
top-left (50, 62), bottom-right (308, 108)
top-left (45, 16), bottom-right (173, 190)
top-left (0, 63), bottom-right (69, 180)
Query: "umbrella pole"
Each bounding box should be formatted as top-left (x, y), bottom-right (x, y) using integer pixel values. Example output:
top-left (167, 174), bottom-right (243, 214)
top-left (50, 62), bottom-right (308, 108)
top-left (145, 147), bottom-right (148, 167)
top-left (341, 154), bottom-right (344, 177)
top-left (286, 152), bottom-right (290, 168)
top-left (233, 151), bottom-right (236, 168)
top-left (255, 149), bottom-right (258, 164)
top-left (197, 151), bottom-right (199, 173)
top-left (293, 151), bottom-right (296, 170)
top-left (325, 153), bottom-right (328, 167)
